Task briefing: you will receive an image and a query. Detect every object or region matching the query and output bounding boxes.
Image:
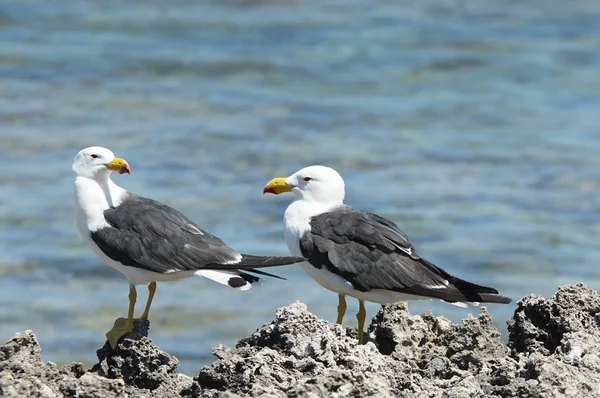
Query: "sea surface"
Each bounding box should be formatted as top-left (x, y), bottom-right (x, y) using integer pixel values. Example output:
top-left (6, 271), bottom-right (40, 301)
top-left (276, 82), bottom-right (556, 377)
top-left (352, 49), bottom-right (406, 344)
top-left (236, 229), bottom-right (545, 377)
top-left (1, 0), bottom-right (600, 375)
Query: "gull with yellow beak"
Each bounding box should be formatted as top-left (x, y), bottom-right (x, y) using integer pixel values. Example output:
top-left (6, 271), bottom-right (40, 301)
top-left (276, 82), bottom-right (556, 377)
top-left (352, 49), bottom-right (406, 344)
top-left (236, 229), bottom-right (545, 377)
top-left (73, 146), bottom-right (304, 348)
top-left (264, 165), bottom-right (512, 344)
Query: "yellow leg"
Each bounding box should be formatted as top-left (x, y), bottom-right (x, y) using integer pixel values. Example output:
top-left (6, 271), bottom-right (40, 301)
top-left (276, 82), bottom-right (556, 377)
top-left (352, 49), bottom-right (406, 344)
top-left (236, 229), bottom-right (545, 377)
top-left (356, 299), bottom-right (366, 344)
top-left (336, 294), bottom-right (347, 324)
top-left (125, 285), bottom-right (136, 331)
top-left (141, 282), bottom-right (156, 320)
top-left (106, 285), bottom-right (137, 349)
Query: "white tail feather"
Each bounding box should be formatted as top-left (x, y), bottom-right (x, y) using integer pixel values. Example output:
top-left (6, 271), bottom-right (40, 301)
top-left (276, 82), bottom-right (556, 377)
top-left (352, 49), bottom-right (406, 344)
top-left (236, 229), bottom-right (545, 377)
top-left (194, 270), bottom-right (252, 291)
top-left (447, 301), bottom-right (480, 308)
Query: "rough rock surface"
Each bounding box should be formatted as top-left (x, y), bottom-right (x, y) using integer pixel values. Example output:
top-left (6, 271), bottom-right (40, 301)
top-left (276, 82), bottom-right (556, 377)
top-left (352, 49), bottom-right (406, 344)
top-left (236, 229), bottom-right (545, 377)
top-left (1, 284), bottom-right (599, 397)
top-left (0, 318), bottom-right (192, 398)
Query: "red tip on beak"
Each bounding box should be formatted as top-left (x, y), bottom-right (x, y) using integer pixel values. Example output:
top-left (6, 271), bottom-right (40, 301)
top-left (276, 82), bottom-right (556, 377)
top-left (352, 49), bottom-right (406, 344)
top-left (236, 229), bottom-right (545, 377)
top-left (263, 186), bottom-right (275, 194)
top-left (118, 162), bottom-right (131, 175)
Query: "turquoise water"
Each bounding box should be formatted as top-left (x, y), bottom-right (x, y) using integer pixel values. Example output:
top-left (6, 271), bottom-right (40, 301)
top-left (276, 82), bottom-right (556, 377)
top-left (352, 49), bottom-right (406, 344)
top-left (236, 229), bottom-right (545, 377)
top-left (1, 1), bottom-right (600, 374)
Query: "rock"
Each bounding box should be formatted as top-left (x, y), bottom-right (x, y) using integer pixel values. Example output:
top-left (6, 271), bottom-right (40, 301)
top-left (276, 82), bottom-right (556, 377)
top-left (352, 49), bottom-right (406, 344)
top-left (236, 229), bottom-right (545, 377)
top-left (194, 285), bottom-right (600, 397)
top-left (0, 322), bottom-right (188, 398)
top-left (58, 373), bottom-right (127, 398)
top-left (196, 302), bottom-right (412, 397)
top-left (506, 283), bottom-right (600, 397)
top-left (92, 319), bottom-right (180, 391)
top-left (1, 284), bottom-right (600, 397)
top-left (0, 330), bottom-right (126, 398)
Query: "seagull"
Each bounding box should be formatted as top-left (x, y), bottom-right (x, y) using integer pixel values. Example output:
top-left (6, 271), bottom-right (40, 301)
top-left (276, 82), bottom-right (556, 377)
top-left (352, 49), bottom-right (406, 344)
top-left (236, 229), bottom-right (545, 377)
top-left (263, 165), bottom-right (512, 344)
top-left (73, 146), bottom-right (304, 348)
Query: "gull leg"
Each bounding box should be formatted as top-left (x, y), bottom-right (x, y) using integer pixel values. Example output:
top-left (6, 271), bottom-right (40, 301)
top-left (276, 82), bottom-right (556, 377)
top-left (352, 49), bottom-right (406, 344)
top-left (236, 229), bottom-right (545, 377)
top-left (141, 282), bottom-right (157, 320)
top-left (106, 284), bottom-right (137, 349)
top-left (336, 294), bottom-right (347, 324)
top-left (356, 299), bottom-right (366, 344)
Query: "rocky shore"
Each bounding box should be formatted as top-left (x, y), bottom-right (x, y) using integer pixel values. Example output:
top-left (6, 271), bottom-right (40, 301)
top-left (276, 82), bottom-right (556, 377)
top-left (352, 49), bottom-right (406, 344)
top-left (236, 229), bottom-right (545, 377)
top-left (1, 283), bottom-right (599, 397)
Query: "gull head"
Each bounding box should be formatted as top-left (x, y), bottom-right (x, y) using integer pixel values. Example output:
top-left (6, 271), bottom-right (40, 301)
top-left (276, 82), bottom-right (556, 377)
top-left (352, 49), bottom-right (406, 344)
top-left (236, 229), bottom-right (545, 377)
top-left (72, 146), bottom-right (130, 180)
top-left (264, 165), bottom-right (345, 204)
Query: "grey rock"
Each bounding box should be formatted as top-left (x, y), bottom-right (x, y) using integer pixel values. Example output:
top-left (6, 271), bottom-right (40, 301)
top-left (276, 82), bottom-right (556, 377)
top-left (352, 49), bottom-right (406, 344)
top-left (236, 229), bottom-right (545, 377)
top-left (0, 323), bottom-right (187, 398)
top-left (507, 283), bottom-right (600, 397)
top-left (2, 284), bottom-right (600, 397)
top-left (194, 285), bottom-right (600, 397)
top-left (0, 330), bottom-right (126, 398)
top-left (93, 319), bottom-right (179, 391)
top-left (196, 302), bottom-right (412, 397)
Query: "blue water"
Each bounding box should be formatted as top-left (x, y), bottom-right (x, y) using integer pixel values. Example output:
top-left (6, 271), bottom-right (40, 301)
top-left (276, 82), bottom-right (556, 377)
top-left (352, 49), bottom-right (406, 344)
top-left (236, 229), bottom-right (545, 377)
top-left (1, 0), bottom-right (600, 374)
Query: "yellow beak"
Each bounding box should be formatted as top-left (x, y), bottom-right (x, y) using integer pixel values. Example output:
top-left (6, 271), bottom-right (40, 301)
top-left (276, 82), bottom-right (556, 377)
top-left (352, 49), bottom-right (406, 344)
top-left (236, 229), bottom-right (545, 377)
top-left (263, 177), bottom-right (293, 195)
top-left (105, 157), bottom-right (131, 175)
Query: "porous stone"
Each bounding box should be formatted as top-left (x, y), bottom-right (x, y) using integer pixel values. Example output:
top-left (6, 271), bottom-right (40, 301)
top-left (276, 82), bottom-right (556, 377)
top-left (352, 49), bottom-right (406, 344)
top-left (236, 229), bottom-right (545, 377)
top-left (2, 284), bottom-right (600, 397)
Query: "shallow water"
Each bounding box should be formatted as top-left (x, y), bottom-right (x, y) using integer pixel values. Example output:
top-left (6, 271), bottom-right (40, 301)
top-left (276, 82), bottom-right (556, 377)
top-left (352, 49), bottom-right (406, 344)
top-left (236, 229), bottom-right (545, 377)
top-left (1, 0), bottom-right (600, 374)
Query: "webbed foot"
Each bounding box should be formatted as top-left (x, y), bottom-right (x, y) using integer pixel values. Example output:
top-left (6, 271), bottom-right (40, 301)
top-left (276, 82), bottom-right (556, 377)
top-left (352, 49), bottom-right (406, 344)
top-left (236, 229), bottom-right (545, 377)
top-left (105, 317), bottom-right (134, 349)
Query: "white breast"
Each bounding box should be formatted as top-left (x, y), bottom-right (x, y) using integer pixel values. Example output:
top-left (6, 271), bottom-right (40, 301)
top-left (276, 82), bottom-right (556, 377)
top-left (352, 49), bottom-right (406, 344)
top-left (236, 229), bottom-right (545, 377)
top-left (74, 177), bottom-right (109, 239)
top-left (283, 199), bottom-right (329, 257)
top-left (73, 177), bottom-right (128, 236)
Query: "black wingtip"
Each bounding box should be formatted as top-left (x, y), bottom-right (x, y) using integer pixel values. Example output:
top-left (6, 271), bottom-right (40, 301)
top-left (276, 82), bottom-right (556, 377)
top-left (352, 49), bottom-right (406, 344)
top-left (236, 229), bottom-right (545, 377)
top-left (478, 293), bottom-right (513, 304)
top-left (236, 254), bottom-right (306, 268)
top-left (449, 276), bottom-right (501, 296)
top-left (242, 268), bottom-right (287, 281)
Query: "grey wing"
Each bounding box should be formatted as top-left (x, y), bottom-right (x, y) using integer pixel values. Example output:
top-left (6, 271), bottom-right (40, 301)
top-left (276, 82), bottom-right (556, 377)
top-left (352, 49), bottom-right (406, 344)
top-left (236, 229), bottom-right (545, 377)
top-left (360, 211), bottom-right (420, 259)
top-left (91, 194), bottom-right (243, 273)
top-left (299, 207), bottom-right (452, 294)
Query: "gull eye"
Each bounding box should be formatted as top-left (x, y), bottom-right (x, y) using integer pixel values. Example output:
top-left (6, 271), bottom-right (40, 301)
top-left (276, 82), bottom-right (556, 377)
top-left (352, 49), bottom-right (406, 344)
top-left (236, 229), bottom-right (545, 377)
top-left (303, 176), bottom-right (312, 182)
top-left (91, 154), bottom-right (98, 159)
